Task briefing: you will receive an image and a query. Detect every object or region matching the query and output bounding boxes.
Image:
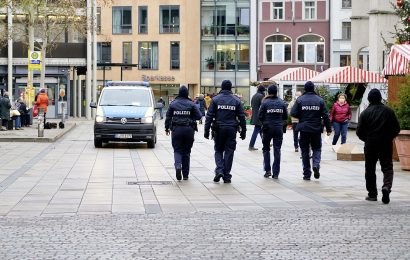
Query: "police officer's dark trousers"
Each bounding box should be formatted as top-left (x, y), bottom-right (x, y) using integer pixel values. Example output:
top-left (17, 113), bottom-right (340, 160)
top-left (299, 131), bottom-right (322, 177)
top-left (262, 126), bottom-right (283, 176)
top-left (364, 141), bottom-right (394, 197)
top-left (214, 126), bottom-right (237, 180)
top-left (172, 126), bottom-right (195, 178)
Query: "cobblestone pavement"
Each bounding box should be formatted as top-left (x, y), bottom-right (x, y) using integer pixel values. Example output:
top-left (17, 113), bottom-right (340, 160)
top-left (0, 120), bottom-right (410, 258)
top-left (0, 205), bottom-right (409, 259)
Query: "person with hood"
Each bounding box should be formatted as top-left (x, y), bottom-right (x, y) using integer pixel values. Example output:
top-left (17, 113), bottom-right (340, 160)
top-left (195, 94), bottom-right (207, 124)
top-left (330, 93), bottom-right (352, 145)
top-left (356, 89), bottom-right (400, 204)
top-left (158, 97), bottom-right (166, 119)
top-left (35, 89), bottom-right (49, 127)
top-left (0, 92), bottom-right (11, 131)
top-left (204, 80), bottom-right (246, 183)
top-left (258, 84), bottom-right (288, 179)
top-left (288, 91), bottom-right (302, 152)
top-left (248, 85), bottom-right (265, 151)
top-left (165, 86), bottom-right (202, 181)
top-left (204, 94), bottom-right (212, 110)
top-left (291, 81), bottom-right (331, 180)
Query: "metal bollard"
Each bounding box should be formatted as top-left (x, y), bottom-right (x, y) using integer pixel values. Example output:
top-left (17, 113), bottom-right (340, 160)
top-left (38, 107), bottom-right (44, 137)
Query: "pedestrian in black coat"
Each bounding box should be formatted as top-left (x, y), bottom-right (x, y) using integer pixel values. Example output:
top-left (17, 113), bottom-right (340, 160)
top-left (248, 85), bottom-right (265, 150)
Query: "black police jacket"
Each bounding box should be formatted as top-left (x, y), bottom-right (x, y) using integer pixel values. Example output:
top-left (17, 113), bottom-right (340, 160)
top-left (290, 92), bottom-right (331, 133)
top-left (258, 95), bottom-right (288, 128)
top-left (204, 90), bottom-right (246, 133)
top-left (356, 103), bottom-right (400, 144)
top-left (165, 96), bottom-right (202, 131)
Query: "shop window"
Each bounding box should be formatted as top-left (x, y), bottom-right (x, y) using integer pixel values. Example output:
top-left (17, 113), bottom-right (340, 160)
top-left (139, 6), bottom-right (148, 34)
top-left (160, 5), bottom-right (180, 33)
top-left (112, 7), bottom-right (132, 34)
top-left (297, 34), bottom-right (324, 63)
top-left (170, 42), bottom-right (180, 70)
top-left (139, 42), bottom-right (158, 70)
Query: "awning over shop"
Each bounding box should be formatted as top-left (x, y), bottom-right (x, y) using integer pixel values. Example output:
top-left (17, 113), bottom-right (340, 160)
top-left (309, 66), bottom-right (386, 84)
top-left (383, 44), bottom-right (410, 76)
top-left (269, 67), bottom-right (319, 82)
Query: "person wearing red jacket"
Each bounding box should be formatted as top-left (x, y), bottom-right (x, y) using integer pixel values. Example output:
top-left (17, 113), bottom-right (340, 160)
top-left (330, 93), bottom-right (352, 145)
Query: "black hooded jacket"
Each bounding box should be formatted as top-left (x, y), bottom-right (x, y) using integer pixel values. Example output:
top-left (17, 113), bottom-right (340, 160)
top-left (250, 89), bottom-right (265, 126)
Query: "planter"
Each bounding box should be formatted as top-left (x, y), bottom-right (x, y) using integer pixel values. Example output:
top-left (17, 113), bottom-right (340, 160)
top-left (395, 130), bottom-right (410, 171)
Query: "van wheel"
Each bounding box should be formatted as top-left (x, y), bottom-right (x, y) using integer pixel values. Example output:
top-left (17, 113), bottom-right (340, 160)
top-left (94, 138), bottom-right (103, 148)
top-left (147, 140), bottom-right (155, 148)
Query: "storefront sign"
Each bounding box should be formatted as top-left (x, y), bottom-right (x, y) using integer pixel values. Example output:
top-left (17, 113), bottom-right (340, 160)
top-left (142, 75), bottom-right (175, 82)
top-left (28, 51), bottom-right (42, 71)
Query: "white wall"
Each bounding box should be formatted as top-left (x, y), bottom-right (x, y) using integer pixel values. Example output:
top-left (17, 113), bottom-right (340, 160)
top-left (330, 0), bottom-right (352, 68)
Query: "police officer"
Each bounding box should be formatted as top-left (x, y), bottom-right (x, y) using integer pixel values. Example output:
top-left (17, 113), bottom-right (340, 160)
top-left (204, 80), bottom-right (246, 183)
top-left (291, 81), bottom-right (331, 180)
top-left (165, 86), bottom-right (202, 181)
top-left (258, 84), bottom-right (288, 179)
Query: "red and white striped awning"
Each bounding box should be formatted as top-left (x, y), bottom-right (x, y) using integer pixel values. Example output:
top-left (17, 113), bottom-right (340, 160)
top-left (310, 66), bottom-right (386, 84)
top-left (269, 67), bottom-right (319, 82)
top-left (383, 44), bottom-right (410, 76)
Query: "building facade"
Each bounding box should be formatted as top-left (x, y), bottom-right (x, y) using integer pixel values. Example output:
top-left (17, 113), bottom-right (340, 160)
top-left (350, 0), bottom-right (398, 73)
top-left (97, 0), bottom-right (200, 107)
top-left (200, 0), bottom-right (251, 102)
top-left (257, 0), bottom-right (330, 82)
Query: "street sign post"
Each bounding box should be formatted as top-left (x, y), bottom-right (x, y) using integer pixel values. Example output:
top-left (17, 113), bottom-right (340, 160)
top-left (28, 51), bottom-right (42, 71)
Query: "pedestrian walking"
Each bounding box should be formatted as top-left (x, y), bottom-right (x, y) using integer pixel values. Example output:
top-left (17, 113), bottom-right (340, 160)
top-left (356, 89), bottom-right (400, 204)
top-left (195, 94), bottom-right (206, 124)
top-left (258, 84), bottom-right (288, 179)
top-left (291, 81), bottom-right (332, 180)
top-left (0, 92), bottom-right (11, 131)
top-left (204, 94), bottom-right (212, 110)
top-left (248, 85), bottom-right (265, 151)
top-left (17, 98), bottom-right (29, 127)
top-left (165, 86), bottom-right (202, 181)
top-left (288, 91), bottom-right (302, 152)
top-left (35, 89), bottom-right (49, 127)
top-left (158, 97), bottom-right (166, 120)
top-left (204, 80), bottom-right (246, 183)
top-left (330, 93), bottom-right (352, 145)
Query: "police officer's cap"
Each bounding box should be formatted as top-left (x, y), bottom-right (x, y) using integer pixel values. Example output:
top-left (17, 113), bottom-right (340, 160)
top-left (221, 80), bottom-right (232, 91)
top-left (179, 85), bottom-right (189, 98)
top-left (304, 81), bottom-right (315, 92)
top-left (268, 84), bottom-right (278, 95)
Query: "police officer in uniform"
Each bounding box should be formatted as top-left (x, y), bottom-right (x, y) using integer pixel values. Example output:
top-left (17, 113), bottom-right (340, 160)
top-left (291, 81), bottom-right (331, 180)
top-left (165, 86), bottom-right (202, 181)
top-left (204, 80), bottom-right (246, 183)
top-left (258, 84), bottom-right (288, 179)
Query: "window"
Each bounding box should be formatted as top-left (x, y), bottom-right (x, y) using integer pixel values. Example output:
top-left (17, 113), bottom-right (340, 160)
top-left (297, 35), bottom-right (324, 63)
top-left (342, 0), bottom-right (351, 8)
top-left (97, 42), bottom-right (111, 69)
top-left (272, 2), bottom-right (284, 20)
top-left (340, 55), bottom-right (351, 67)
top-left (123, 42), bottom-right (132, 70)
top-left (236, 8), bottom-right (250, 35)
top-left (160, 5), bottom-right (180, 33)
top-left (170, 42), bottom-right (180, 70)
top-left (303, 1), bottom-right (316, 20)
top-left (139, 42), bottom-right (158, 70)
top-left (342, 22), bottom-right (351, 40)
top-left (97, 7), bottom-right (101, 34)
top-left (265, 35), bottom-right (292, 63)
top-left (139, 6), bottom-right (148, 34)
top-left (112, 7), bottom-right (132, 34)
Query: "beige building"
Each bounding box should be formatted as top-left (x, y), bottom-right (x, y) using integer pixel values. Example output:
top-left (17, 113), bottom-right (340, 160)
top-left (97, 0), bottom-right (200, 106)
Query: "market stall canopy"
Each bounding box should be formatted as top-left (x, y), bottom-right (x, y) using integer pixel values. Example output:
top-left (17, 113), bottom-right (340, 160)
top-left (383, 44), bottom-right (410, 76)
top-left (269, 67), bottom-right (319, 82)
top-left (309, 66), bottom-right (386, 84)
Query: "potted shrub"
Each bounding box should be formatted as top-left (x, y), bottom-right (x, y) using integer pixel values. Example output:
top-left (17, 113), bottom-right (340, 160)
top-left (205, 57), bottom-right (214, 70)
top-left (393, 77), bottom-right (410, 170)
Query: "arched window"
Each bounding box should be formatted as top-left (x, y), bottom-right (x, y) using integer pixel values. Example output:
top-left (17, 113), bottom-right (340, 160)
top-left (265, 34), bottom-right (292, 63)
top-left (297, 34), bottom-right (324, 63)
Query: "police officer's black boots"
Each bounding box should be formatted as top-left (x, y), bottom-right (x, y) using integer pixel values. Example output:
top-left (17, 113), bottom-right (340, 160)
top-left (176, 168), bottom-right (182, 181)
top-left (214, 173), bottom-right (224, 183)
top-left (382, 187), bottom-right (390, 204)
top-left (264, 171), bottom-right (272, 178)
top-left (313, 166), bottom-right (320, 179)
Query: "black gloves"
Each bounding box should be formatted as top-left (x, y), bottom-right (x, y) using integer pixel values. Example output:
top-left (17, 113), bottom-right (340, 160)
top-left (240, 131), bottom-right (246, 140)
top-left (204, 131), bottom-right (210, 139)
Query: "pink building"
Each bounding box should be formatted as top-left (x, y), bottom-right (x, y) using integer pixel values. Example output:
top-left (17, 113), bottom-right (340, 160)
top-left (257, 0), bottom-right (330, 80)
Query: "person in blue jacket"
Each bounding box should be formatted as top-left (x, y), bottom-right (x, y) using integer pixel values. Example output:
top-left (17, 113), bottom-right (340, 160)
top-left (258, 84), bottom-right (288, 179)
top-left (291, 81), bottom-right (332, 180)
top-left (204, 80), bottom-right (246, 183)
top-left (165, 86), bottom-right (202, 181)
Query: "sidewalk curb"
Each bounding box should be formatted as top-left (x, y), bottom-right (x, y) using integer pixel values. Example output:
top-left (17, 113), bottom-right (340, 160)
top-left (0, 123), bottom-right (77, 143)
